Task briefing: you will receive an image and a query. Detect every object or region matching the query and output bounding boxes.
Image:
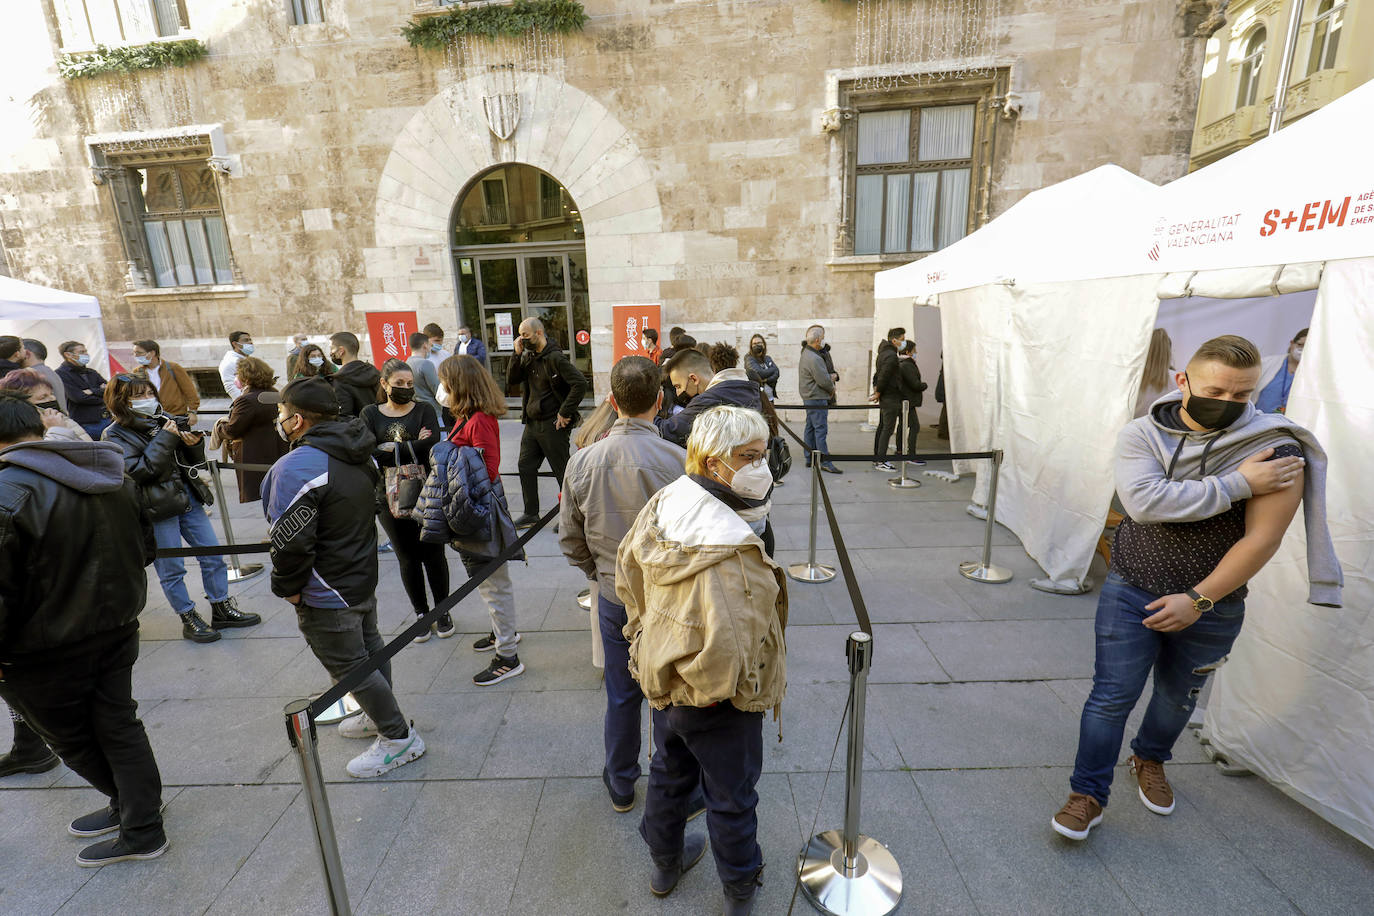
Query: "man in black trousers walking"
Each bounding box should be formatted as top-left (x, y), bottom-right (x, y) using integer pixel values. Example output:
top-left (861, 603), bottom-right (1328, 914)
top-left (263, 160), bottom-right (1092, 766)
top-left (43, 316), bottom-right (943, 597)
top-left (0, 391), bottom-right (167, 867)
top-left (508, 317), bottom-right (587, 528)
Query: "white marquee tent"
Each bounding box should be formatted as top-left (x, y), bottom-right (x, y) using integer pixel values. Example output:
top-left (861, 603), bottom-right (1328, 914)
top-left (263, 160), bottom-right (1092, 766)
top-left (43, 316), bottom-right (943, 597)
top-left (873, 77), bottom-right (1374, 847)
top-left (0, 275), bottom-right (111, 376)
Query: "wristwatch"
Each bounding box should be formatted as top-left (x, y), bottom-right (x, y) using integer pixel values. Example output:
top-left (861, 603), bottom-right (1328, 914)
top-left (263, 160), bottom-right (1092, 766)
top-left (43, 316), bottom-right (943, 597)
top-left (1185, 587), bottom-right (1214, 614)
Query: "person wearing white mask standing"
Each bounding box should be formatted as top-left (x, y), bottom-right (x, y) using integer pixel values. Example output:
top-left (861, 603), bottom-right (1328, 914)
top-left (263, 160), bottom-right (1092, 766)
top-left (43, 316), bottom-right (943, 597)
top-left (1253, 327), bottom-right (1307, 415)
top-left (132, 339), bottom-right (200, 424)
top-left (101, 373), bottom-right (261, 643)
top-left (616, 405), bottom-right (786, 916)
top-left (454, 325), bottom-right (488, 366)
top-left (218, 331), bottom-right (255, 400)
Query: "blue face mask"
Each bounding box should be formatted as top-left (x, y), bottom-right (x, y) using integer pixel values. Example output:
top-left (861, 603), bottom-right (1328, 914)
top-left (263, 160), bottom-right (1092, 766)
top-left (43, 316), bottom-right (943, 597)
top-left (76, 353), bottom-right (91, 366)
top-left (240, 343), bottom-right (255, 356)
top-left (135, 355), bottom-right (151, 366)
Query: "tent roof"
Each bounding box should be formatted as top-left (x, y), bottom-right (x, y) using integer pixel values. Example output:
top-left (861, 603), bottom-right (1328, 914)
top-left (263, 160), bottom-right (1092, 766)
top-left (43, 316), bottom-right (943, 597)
top-left (0, 275), bottom-right (102, 321)
top-left (874, 165), bottom-right (1159, 299)
top-left (1147, 76), bottom-right (1374, 273)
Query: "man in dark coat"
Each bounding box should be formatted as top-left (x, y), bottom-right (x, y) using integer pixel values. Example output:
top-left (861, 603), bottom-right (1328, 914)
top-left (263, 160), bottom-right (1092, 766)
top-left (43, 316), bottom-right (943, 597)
top-left (56, 341), bottom-right (111, 439)
top-left (656, 347), bottom-right (764, 447)
top-left (0, 392), bottom-right (167, 866)
top-left (869, 327), bottom-right (906, 470)
top-left (508, 317), bottom-right (588, 527)
top-left (328, 331), bottom-right (382, 419)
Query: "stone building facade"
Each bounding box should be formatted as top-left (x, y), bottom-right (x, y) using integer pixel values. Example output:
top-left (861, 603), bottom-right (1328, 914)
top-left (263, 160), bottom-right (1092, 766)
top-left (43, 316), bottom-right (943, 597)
top-left (0, 0), bottom-right (1221, 400)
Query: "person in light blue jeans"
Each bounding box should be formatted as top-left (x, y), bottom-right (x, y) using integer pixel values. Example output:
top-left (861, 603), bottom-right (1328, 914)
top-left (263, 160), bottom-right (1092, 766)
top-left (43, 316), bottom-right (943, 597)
top-left (151, 495), bottom-right (229, 622)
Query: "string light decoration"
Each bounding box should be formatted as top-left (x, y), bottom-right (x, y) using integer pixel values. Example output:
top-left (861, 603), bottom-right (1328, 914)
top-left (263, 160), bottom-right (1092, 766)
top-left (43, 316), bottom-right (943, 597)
top-left (853, 0), bottom-right (1003, 89)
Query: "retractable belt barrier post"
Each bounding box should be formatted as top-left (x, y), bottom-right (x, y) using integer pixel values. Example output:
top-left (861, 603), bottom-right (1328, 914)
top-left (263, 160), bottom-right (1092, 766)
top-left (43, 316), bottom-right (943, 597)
top-left (788, 458), bottom-right (836, 584)
top-left (887, 401), bottom-right (919, 490)
top-left (207, 459), bottom-right (264, 583)
top-left (285, 700), bottom-right (351, 915)
top-left (957, 449), bottom-right (1013, 585)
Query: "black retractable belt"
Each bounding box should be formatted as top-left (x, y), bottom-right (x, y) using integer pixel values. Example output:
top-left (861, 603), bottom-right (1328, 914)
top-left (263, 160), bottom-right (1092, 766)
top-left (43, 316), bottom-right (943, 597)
top-left (155, 542), bottom-right (272, 559)
top-left (814, 470), bottom-right (873, 636)
top-left (307, 504), bottom-right (559, 718)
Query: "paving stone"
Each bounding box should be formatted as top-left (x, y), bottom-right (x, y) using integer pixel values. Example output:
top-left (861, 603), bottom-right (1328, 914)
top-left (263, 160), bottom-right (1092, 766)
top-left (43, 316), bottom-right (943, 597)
top-left (763, 683), bottom-right (904, 774)
top-left (917, 619), bottom-right (1096, 681)
top-left (429, 628), bottom-right (603, 695)
top-left (130, 636), bottom-right (304, 701)
top-left (913, 768), bottom-right (1140, 916)
top-left (0, 787), bottom-right (106, 914)
top-left (786, 623), bottom-right (949, 685)
top-left (479, 690), bottom-right (607, 778)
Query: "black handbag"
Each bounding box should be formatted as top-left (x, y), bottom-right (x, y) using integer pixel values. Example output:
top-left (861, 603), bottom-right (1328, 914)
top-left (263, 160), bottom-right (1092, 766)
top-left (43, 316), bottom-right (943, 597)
top-left (768, 435), bottom-right (792, 481)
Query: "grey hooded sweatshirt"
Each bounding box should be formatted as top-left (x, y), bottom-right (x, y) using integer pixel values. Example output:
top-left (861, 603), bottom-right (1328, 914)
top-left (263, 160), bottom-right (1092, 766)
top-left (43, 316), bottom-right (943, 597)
top-left (1115, 390), bottom-right (1342, 607)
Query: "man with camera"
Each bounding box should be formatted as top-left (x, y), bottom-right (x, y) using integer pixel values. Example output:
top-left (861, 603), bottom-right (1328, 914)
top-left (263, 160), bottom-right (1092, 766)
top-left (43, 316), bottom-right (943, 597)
top-left (508, 317), bottom-right (587, 528)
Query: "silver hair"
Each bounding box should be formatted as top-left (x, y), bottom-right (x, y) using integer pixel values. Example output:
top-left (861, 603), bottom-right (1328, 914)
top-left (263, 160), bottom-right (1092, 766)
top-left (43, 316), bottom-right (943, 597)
top-left (805, 326), bottom-right (825, 344)
top-left (686, 405), bottom-right (769, 472)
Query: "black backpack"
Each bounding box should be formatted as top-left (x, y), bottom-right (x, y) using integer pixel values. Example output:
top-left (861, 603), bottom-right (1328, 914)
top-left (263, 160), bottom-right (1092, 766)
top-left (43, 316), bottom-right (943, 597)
top-left (768, 435), bottom-right (792, 481)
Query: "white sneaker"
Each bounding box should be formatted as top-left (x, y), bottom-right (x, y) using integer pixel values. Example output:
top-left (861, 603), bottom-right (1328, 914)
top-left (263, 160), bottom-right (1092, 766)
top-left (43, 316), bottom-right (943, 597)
top-left (346, 726), bottom-right (425, 778)
top-left (337, 712), bottom-right (378, 739)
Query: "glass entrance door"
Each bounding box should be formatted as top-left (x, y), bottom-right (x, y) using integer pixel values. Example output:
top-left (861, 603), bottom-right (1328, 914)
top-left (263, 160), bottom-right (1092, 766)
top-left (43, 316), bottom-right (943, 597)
top-left (455, 245), bottom-right (592, 399)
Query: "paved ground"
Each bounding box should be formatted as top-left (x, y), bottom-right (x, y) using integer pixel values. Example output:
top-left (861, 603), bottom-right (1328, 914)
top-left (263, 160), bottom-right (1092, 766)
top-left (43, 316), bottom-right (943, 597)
top-left (2, 417), bottom-right (1371, 915)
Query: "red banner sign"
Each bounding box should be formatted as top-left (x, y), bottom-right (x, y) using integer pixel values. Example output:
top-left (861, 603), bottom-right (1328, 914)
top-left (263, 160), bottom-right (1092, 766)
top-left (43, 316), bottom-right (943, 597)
top-left (363, 310), bottom-right (419, 369)
top-left (612, 304), bottom-right (662, 364)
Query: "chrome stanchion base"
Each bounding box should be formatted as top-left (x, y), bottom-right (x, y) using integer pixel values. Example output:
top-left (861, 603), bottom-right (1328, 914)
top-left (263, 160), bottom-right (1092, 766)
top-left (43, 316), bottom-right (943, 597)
top-left (227, 563), bottom-right (264, 583)
top-left (788, 563), bottom-right (837, 584)
top-left (958, 560), bottom-right (1013, 584)
top-left (887, 477), bottom-right (921, 489)
top-left (314, 693), bottom-right (362, 725)
top-left (577, 587), bottom-right (592, 610)
top-left (798, 830), bottom-right (903, 916)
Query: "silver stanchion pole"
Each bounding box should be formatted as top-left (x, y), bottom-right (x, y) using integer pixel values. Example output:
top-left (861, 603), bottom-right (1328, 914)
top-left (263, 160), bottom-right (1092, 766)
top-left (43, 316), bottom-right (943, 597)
top-left (959, 449), bottom-right (1013, 584)
top-left (888, 400), bottom-right (920, 489)
top-left (798, 632), bottom-right (902, 915)
top-left (284, 699), bottom-right (351, 916)
top-left (209, 460), bottom-right (263, 583)
top-left (788, 458), bottom-right (836, 584)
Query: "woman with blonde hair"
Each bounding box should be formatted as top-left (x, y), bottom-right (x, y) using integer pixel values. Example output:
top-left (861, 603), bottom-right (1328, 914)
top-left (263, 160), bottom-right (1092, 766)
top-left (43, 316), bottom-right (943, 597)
top-left (1135, 328), bottom-right (1173, 418)
top-left (434, 354), bottom-right (527, 685)
top-left (616, 404), bottom-right (787, 915)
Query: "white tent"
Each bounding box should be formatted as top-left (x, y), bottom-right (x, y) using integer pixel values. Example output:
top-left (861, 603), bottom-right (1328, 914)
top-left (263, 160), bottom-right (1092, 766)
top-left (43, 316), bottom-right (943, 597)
top-left (0, 275), bottom-right (111, 376)
top-left (873, 77), bottom-right (1374, 848)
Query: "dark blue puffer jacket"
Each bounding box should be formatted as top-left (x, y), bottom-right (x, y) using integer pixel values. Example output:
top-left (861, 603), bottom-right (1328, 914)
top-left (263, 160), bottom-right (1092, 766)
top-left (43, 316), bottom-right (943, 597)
top-left (418, 441), bottom-right (524, 562)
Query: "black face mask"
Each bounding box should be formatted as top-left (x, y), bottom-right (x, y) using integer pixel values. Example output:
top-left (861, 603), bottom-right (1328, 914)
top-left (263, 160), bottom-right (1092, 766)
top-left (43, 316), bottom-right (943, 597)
top-left (1183, 374), bottom-right (1247, 430)
top-left (36, 400), bottom-right (61, 413)
top-left (674, 389), bottom-right (693, 408)
top-left (388, 387), bottom-right (416, 405)
top-left (752, 344), bottom-right (764, 353)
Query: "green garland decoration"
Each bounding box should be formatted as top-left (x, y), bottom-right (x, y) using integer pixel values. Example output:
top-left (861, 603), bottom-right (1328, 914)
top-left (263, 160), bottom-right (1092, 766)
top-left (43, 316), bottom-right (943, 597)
top-left (58, 38), bottom-right (208, 80)
top-left (403, 0), bottom-right (589, 50)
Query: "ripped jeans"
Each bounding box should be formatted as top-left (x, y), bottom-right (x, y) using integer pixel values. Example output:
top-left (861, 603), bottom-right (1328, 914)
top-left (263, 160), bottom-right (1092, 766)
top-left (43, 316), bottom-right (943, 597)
top-left (1070, 573), bottom-right (1245, 805)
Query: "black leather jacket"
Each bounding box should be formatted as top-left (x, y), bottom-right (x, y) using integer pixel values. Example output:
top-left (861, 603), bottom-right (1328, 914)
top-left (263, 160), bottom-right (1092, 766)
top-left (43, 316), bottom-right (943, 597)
top-left (0, 440), bottom-right (153, 664)
top-left (102, 417), bottom-right (194, 520)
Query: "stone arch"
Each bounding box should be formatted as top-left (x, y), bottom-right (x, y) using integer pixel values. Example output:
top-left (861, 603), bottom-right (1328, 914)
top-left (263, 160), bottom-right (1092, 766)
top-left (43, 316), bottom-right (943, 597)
top-left (362, 73), bottom-right (666, 382)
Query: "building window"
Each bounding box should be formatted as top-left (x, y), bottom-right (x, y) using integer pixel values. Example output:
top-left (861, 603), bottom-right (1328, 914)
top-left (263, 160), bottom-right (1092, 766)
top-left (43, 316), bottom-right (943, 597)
top-left (287, 0), bottom-right (325, 25)
top-left (135, 164), bottom-right (234, 287)
top-left (90, 134), bottom-right (240, 289)
top-left (1236, 27), bottom-right (1266, 108)
top-left (853, 104), bottom-right (975, 255)
top-left (54, 0), bottom-right (189, 49)
top-left (1307, 1), bottom-right (1343, 75)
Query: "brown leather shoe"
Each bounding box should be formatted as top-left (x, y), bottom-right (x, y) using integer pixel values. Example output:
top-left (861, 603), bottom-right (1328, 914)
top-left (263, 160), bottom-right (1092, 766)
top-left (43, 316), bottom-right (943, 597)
top-left (1130, 755), bottom-right (1176, 815)
top-left (1051, 792), bottom-right (1104, 841)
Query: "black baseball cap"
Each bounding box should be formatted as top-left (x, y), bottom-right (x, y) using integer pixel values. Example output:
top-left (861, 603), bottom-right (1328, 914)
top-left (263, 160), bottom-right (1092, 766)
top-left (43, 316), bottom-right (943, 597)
top-left (263, 377), bottom-right (339, 417)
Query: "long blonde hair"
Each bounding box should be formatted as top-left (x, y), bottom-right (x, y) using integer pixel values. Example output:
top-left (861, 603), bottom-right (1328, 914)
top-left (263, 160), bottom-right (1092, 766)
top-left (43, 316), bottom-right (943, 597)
top-left (573, 399), bottom-right (616, 449)
top-left (1141, 328), bottom-right (1173, 394)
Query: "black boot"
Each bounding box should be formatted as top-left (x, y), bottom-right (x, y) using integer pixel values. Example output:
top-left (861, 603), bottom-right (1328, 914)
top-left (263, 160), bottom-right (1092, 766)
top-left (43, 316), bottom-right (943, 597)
top-left (210, 596), bottom-right (261, 629)
top-left (0, 715), bottom-right (60, 777)
top-left (180, 611), bottom-right (221, 644)
top-left (650, 833), bottom-right (707, 897)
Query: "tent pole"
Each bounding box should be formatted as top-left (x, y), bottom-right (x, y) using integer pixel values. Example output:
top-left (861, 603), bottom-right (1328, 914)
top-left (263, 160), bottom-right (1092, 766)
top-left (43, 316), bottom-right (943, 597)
top-left (1269, 0), bottom-right (1306, 137)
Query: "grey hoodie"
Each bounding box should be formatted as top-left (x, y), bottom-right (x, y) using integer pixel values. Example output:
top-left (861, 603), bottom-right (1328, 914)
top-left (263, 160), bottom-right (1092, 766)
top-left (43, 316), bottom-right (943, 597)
top-left (1116, 390), bottom-right (1342, 607)
top-left (0, 438), bottom-right (127, 492)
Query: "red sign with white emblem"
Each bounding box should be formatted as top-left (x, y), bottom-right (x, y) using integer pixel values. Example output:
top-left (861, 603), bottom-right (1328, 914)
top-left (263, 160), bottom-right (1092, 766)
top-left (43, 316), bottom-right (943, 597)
top-left (363, 311), bottom-right (418, 369)
top-left (612, 304), bottom-right (662, 364)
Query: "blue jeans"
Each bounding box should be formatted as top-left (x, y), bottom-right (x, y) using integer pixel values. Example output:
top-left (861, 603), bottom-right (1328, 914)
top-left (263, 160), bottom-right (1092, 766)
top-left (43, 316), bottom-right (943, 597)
top-left (1071, 573), bottom-right (1245, 804)
top-left (598, 593), bottom-right (642, 796)
top-left (803, 398), bottom-right (830, 463)
top-left (151, 493), bottom-right (228, 616)
top-left (642, 703), bottom-right (764, 890)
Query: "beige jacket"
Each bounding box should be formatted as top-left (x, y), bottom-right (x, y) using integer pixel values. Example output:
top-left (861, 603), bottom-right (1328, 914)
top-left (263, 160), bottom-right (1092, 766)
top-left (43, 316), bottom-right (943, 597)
top-left (559, 418), bottom-right (686, 596)
top-left (615, 476), bottom-right (788, 714)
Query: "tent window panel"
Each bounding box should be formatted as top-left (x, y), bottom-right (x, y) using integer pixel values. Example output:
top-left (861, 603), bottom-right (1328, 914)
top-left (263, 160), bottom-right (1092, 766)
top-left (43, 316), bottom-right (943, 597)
top-left (858, 110), bottom-right (911, 165)
top-left (883, 173), bottom-right (911, 253)
top-left (854, 175), bottom-right (884, 255)
top-left (910, 172), bottom-right (938, 252)
top-left (918, 105), bottom-right (976, 161)
top-left (144, 221), bottom-right (177, 288)
top-left (938, 169), bottom-right (971, 248)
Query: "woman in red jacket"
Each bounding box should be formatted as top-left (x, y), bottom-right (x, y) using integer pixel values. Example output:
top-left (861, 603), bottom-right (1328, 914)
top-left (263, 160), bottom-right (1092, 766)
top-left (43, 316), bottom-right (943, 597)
top-left (438, 354), bottom-right (526, 686)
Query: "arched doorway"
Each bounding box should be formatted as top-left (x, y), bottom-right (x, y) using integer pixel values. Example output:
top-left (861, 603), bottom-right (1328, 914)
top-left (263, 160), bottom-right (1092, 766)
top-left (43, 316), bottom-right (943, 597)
top-left (451, 163), bottom-right (591, 398)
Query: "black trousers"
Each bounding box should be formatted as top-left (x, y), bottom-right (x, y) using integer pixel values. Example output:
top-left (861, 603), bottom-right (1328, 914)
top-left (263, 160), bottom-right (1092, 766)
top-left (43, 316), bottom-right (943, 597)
top-left (518, 417), bottom-right (572, 516)
top-left (873, 400), bottom-right (902, 460)
top-left (377, 510), bottom-right (450, 614)
top-left (641, 703), bottom-right (765, 892)
top-left (0, 630), bottom-right (165, 849)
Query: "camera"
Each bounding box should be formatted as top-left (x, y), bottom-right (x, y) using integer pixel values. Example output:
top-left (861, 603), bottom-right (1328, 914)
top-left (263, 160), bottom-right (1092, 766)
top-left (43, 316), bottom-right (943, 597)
top-left (162, 412), bottom-right (194, 432)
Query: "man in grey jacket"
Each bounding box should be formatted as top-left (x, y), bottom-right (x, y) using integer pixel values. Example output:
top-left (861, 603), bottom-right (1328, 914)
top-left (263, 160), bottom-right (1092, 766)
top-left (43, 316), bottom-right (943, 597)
top-left (1052, 335), bottom-right (1341, 842)
top-left (798, 325), bottom-right (840, 473)
top-left (560, 356), bottom-right (687, 812)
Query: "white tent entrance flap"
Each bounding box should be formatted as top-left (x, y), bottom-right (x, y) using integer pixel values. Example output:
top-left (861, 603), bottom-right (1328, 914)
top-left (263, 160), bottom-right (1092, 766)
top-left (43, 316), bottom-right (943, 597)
top-left (0, 276), bottom-right (110, 377)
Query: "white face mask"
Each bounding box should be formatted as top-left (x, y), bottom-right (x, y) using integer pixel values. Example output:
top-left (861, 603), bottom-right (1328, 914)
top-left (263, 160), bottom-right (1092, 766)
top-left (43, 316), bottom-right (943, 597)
top-left (715, 456), bottom-right (773, 500)
top-left (435, 382), bottom-right (449, 407)
top-left (76, 353), bottom-right (91, 366)
top-left (457, 334), bottom-right (469, 344)
top-left (1292, 345), bottom-right (1304, 361)
top-left (308, 355), bottom-right (325, 367)
top-left (130, 397), bottom-right (159, 416)
top-left (135, 355), bottom-right (151, 366)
